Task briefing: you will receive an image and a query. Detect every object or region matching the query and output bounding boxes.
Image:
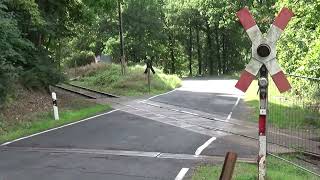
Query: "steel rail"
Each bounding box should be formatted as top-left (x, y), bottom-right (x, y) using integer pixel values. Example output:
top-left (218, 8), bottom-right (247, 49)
top-left (53, 85), bottom-right (97, 99)
top-left (66, 83), bottom-right (119, 98)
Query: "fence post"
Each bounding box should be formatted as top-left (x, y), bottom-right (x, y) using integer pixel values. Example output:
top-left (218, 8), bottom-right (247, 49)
top-left (52, 92), bottom-right (59, 120)
top-left (219, 152), bottom-right (238, 180)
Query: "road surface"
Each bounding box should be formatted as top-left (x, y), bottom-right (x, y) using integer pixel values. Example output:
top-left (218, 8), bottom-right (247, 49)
top-left (0, 78), bottom-right (258, 180)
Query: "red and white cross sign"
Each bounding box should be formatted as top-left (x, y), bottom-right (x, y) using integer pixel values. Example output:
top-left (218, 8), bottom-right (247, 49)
top-left (235, 8), bottom-right (294, 93)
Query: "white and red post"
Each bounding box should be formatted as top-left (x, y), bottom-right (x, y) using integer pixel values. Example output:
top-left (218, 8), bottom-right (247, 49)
top-left (258, 66), bottom-right (268, 180)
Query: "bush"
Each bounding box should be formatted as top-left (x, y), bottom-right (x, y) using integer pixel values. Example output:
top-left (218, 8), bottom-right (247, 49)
top-left (66, 52), bottom-right (96, 68)
top-left (0, 3), bottom-right (64, 105)
top-left (0, 63), bottom-right (17, 105)
top-left (19, 49), bottom-right (63, 89)
top-left (70, 63), bottom-right (182, 96)
top-left (0, 2), bottom-right (29, 104)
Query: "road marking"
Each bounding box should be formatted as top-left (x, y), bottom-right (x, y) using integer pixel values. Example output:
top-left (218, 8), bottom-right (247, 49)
top-left (147, 89), bottom-right (177, 100)
top-left (195, 137), bottom-right (217, 156)
top-left (175, 168), bottom-right (190, 180)
top-left (175, 96), bottom-right (240, 179)
top-left (175, 137), bottom-right (217, 180)
top-left (1, 109), bottom-right (119, 146)
top-left (233, 97), bottom-right (241, 111)
top-left (227, 112), bottom-right (233, 120)
top-left (226, 97), bottom-right (241, 121)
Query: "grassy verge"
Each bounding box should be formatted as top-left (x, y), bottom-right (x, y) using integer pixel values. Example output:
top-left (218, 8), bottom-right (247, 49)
top-left (244, 79), bottom-right (320, 129)
top-left (68, 63), bottom-right (182, 96)
top-left (0, 104), bottom-right (111, 144)
top-left (192, 156), bottom-right (319, 180)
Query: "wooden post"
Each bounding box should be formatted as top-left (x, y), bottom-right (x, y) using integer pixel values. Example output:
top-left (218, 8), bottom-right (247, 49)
top-left (147, 67), bottom-right (151, 93)
top-left (219, 152), bottom-right (238, 180)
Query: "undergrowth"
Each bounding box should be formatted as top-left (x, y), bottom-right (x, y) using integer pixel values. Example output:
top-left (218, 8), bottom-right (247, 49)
top-left (68, 63), bottom-right (182, 96)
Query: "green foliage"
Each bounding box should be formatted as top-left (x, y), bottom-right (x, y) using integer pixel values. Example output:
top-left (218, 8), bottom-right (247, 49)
top-left (192, 156), bottom-right (319, 180)
top-left (66, 51), bottom-right (96, 68)
top-left (20, 49), bottom-right (63, 89)
top-left (275, 1), bottom-right (320, 98)
top-left (0, 2), bottom-right (31, 104)
top-left (0, 0), bottom-right (91, 105)
top-left (70, 63), bottom-right (181, 96)
top-left (0, 103), bottom-right (111, 144)
top-left (123, 0), bottom-right (166, 62)
top-left (1, 0), bottom-right (319, 103)
top-left (245, 79), bottom-right (320, 129)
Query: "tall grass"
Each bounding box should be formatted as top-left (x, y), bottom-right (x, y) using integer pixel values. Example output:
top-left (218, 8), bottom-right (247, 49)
top-left (0, 104), bottom-right (111, 143)
top-left (192, 156), bottom-right (319, 180)
top-left (244, 78), bottom-right (320, 129)
top-left (69, 63), bottom-right (182, 96)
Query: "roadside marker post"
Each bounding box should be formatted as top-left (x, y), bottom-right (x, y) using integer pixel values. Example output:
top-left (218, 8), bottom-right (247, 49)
top-left (144, 59), bottom-right (156, 93)
top-left (51, 92), bottom-right (59, 120)
top-left (235, 7), bottom-right (294, 180)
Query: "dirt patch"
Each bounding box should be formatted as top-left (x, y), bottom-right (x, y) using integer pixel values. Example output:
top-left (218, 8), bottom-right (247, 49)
top-left (0, 88), bottom-right (51, 123)
top-left (0, 86), bottom-right (96, 125)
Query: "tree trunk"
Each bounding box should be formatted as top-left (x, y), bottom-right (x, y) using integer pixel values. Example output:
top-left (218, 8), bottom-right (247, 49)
top-left (206, 23), bottom-right (214, 75)
top-left (215, 27), bottom-right (221, 75)
top-left (222, 32), bottom-right (227, 74)
top-left (188, 21), bottom-right (193, 77)
top-left (169, 34), bottom-right (176, 74)
top-left (196, 26), bottom-right (202, 76)
top-left (118, 0), bottom-right (125, 75)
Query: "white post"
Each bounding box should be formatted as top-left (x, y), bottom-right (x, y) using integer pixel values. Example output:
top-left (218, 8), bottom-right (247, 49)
top-left (52, 92), bottom-right (59, 120)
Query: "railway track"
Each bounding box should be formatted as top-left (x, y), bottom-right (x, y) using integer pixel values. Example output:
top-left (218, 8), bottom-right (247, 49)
top-left (53, 83), bottom-right (119, 99)
top-left (52, 84), bottom-right (320, 158)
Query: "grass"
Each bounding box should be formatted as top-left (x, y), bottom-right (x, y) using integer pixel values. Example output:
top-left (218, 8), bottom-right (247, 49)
top-left (0, 104), bottom-right (111, 144)
top-left (244, 78), bottom-right (320, 129)
top-left (68, 63), bottom-right (182, 96)
top-left (192, 156), bottom-right (319, 180)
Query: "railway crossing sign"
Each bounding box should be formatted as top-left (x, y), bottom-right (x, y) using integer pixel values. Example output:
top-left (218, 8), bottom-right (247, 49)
top-left (235, 7), bottom-right (294, 180)
top-left (144, 59), bottom-right (155, 93)
top-left (144, 60), bottom-right (155, 75)
top-left (235, 7), bottom-right (294, 93)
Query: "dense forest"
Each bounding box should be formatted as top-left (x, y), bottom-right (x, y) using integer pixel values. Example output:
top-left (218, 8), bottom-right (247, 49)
top-left (0, 0), bottom-right (319, 104)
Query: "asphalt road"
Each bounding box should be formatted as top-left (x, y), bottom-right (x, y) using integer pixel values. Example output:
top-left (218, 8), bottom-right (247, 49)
top-left (0, 149), bottom-right (204, 180)
top-left (150, 79), bottom-right (247, 120)
top-left (149, 78), bottom-right (257, 158)
top-left (0, 78), bottom-right (257, 180)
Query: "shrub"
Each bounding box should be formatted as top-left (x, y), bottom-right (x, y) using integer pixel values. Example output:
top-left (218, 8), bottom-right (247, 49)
top-left (19, 49), bottom-right (63, 89)
top-left (66, 52), bottom-right (96, 68)
top-left (70, 63), bottom-right (182, 96)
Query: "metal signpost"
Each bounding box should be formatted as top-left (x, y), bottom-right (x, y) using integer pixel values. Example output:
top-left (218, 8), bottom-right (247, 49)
top-left (144, 59), bottom-right (156, 93)
top-left (235, 7), bottom-right (294, 180)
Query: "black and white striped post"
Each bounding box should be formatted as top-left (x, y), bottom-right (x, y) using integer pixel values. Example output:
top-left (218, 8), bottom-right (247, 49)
top-left (52, 92), bottom-right (59, 120)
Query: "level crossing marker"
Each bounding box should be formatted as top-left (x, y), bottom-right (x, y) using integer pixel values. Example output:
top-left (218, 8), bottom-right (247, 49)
top-left (144, 59), bottom-right (155, 93)
top-left (235, 7), bottom-right (294, 180)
